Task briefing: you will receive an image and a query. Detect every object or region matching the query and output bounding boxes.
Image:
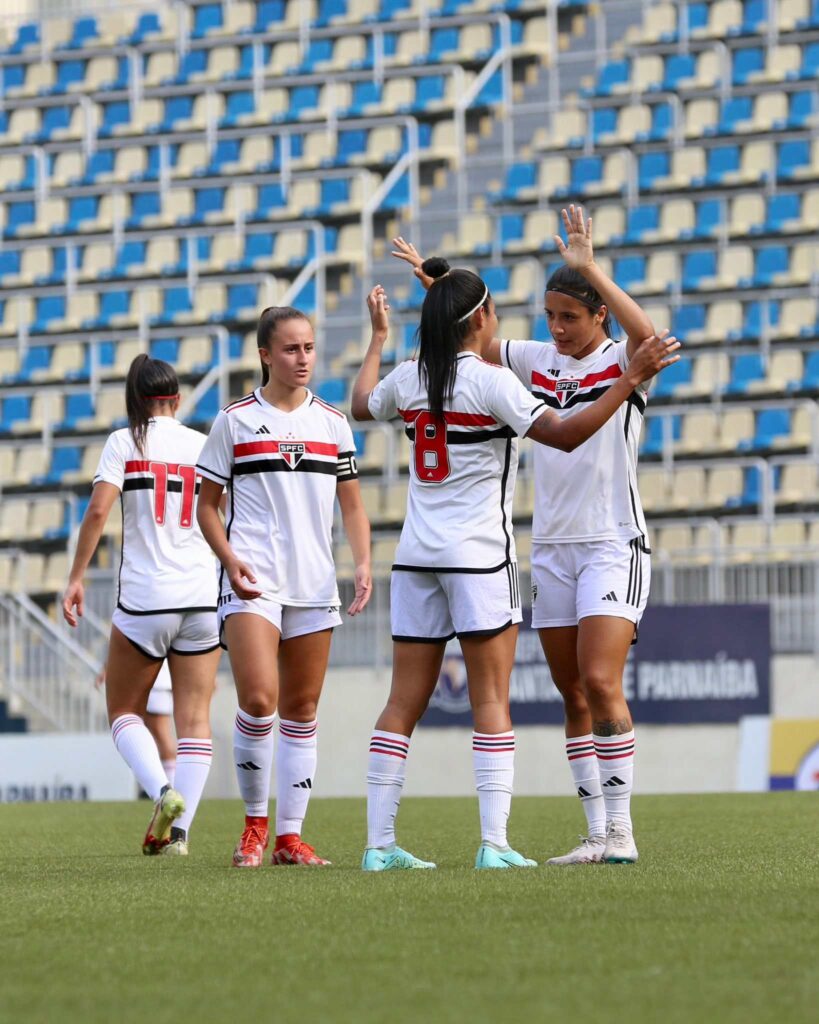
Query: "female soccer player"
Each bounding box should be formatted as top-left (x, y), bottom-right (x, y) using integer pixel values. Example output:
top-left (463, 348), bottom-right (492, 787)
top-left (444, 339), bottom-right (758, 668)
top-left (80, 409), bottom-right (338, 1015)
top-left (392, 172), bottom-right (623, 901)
top-left (351, 261), bottom-right (678, 871)
top-left (196, 305), bottom-right (372, 869)
top-left (63, 354), bottom-right (220, 856)
top-left (392, 208), bottom-right (663, 864)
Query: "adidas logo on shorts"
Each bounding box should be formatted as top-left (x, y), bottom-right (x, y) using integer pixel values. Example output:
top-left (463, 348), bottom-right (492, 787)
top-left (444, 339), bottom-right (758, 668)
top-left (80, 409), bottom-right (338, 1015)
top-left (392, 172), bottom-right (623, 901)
top-left (601, 591), bottom-right (618, 602)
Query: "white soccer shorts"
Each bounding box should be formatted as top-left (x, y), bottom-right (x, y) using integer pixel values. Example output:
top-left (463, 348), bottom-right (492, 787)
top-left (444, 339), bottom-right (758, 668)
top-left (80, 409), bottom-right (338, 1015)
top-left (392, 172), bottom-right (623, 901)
top-left (112, 607), bottom-right (219, 661)
top-left (217, 592), bottom-right (342, 647)
top-left (145, 661), bottom-right (173, 716)
top-left (390, 563), bottom-right (522, 642)
top-left (530, 537), bottom-right (650, 630)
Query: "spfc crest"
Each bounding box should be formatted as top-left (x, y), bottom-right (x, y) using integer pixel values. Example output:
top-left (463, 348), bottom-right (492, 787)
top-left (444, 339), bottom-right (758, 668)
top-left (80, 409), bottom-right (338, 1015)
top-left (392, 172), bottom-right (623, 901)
top-left (279, 442), bottom-right (305, 469)
top-left (555, 379), bottom-right (580, 406)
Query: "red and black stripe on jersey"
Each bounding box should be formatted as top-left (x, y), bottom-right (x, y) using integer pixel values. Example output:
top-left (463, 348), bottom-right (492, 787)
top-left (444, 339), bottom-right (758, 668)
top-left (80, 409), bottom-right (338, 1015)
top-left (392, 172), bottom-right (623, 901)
top-left (531, 364), bottom-right (646, 415)
top-left (121, 460), bottom-right (202, 493)
top-left (399, 409), bottom-right (516, 443)
top-left (231, 440), bottom-right (358, 480)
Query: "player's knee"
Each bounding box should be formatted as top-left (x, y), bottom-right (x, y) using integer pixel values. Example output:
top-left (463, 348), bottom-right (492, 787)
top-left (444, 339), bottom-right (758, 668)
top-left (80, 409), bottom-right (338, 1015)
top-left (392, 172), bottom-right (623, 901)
top-left (582, 670), bottom-right (620, 703)
top-left (240, 693), bottom-right (276, 718)
top-left (279, 699), bottom-right (317, 722)
top-left (558, 680), bottom-right (588, 718)
top-left (383, 695), bottom-right (424, 730)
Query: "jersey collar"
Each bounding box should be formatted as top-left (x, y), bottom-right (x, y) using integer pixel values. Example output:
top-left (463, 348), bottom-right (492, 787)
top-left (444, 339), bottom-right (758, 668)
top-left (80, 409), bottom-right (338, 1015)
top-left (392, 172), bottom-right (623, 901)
top-left (255, 386), bottom-right (313, 414)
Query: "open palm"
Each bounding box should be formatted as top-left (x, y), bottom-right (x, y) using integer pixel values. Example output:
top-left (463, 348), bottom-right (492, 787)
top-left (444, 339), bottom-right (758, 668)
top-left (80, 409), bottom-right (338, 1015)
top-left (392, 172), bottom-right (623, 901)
top-left (553, 204), bottom-right (594, 271)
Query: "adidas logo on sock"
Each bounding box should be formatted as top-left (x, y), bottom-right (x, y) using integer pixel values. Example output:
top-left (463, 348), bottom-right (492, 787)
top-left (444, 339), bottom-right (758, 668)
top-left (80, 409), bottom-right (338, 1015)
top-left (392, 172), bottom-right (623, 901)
top-left (601, 591), bottom-right (618, 602)
top-left (236, 761), bottom-right (261, 771)
top-left (603, 776), bottom-right (626, 787)
top-left (577, 786), bottom-right (591, 798)
top-left (293, 778), bottom-right (313, 789)
top-left (254, 425), bottom-right (271, 435)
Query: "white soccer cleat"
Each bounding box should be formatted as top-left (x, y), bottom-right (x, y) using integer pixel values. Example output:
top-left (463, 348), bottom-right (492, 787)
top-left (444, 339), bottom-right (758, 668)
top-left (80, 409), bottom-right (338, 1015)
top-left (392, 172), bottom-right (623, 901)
top-left (603, 821), bottom-right (639, 864)
top-left (546, 835), bottom-right (606, 866)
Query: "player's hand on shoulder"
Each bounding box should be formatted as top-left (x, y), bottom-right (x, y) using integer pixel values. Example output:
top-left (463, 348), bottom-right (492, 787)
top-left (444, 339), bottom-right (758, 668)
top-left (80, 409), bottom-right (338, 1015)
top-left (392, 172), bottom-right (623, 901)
top-left (227, 559), bottom-right (262, 600)
top-left (390, 237), bottom-right (435, 290)
top-left (367, 285), bottom-right (390, 336)
top-left (347, 563), bottom-right (372, 616)
top-left (62, 580), bottom-right (84, 627)
top-left (626, 329), bottom-right (681, 385)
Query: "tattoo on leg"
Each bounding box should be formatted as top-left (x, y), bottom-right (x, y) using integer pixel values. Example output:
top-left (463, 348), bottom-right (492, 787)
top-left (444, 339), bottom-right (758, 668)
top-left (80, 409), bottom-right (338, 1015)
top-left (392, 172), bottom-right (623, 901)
top-left (593, 717), bottom-right (632, 736)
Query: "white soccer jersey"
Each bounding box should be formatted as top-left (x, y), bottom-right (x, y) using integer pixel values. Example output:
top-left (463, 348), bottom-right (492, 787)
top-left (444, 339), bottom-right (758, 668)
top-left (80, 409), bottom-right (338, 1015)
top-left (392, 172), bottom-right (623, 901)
top-left (93, 418), bottom-right (219, 614)
top-left (368, 352), bottom-right (546, 570)
top-left (196, 388), bottom-right (358, 606)
top-left (501, 338), bottom-right (649, 546)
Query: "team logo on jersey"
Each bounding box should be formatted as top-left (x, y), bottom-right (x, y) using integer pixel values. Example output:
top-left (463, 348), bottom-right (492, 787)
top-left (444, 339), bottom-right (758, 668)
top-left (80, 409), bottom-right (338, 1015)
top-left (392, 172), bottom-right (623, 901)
top-left (555, 379), bottom-right (580, 406)
top-left (279, 442), bottom-right (306, 469)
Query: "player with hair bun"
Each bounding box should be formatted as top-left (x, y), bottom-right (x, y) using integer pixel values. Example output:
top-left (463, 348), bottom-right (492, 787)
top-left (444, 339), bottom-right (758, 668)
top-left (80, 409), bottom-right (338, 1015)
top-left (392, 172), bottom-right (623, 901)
top-left (196, 306), bottom-right (372, 869)
top-left (393, 206), bottom-right (669, 865)
top-left (63, 354), bottom-right (220, 856)
top-left (352, 256), bottom-right (678, 871)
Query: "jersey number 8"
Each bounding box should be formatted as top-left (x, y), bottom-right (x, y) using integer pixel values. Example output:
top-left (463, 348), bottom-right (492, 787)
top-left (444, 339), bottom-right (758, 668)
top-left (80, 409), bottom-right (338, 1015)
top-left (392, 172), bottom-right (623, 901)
top-left (413, 412), bottom-right (450, 483)
top-left (148, 461), bottom-right (198, 529)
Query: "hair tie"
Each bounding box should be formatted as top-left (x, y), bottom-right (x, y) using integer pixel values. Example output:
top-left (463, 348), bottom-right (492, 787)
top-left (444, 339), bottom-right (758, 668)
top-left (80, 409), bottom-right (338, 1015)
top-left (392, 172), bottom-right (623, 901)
top-left (456, 284), bottom-right (489, 324)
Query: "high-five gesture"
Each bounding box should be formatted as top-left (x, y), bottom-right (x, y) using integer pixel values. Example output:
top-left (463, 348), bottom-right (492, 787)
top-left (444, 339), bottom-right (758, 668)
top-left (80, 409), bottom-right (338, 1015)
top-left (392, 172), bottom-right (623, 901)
top-left (391, 237), bottom-right (434, 290)
top-left (367, 284), bottom-right (390, 337)
top-left (553, 204), bottom-right (595, 272)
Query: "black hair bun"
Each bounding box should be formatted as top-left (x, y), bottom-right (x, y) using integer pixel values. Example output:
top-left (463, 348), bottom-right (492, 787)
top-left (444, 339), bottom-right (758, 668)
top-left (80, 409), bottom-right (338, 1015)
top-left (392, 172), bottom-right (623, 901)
top-left (421, 256), bottom-right (450, 279)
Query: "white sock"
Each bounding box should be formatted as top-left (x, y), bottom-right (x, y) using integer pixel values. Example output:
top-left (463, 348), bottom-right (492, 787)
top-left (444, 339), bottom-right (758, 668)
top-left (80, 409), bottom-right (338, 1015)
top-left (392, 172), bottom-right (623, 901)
top-left (161, 759), bottom-right (176, 787)
top-left (111, 714), bottom-right (167, 802)
top-left (472, 731), bottom-right (515, 847)
top-left (275, 719), bottom-right (317, 836)
top-left (565, 734), bottom-right (606, 838)
top-left (595, 730), bottom-right (635, 830)
top-left (367, 730), bottom-right (410, 849)
top-left (233, 710), bottom-right (275, 817)
top-left (174, 738), bottom-right (212, 835)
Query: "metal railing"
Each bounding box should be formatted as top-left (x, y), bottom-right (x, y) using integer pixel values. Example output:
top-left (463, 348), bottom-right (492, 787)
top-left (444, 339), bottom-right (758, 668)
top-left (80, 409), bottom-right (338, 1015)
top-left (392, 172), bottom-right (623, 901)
top-left (0, 590), bottom-right (106, 731)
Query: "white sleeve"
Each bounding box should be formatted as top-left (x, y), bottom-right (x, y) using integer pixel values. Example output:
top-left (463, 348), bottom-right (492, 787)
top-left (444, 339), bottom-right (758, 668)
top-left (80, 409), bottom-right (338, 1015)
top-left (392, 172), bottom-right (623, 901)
top-left (367, 364), bottom-right (402, 422)
top-left (615, 340), bottom-right (651, 394)
top-left (196, 410), bottom-right (233, 485)
top-left (336, 416), bottom-right (359, 482)
top-left (93, 432), bottom-right (126, 490)
top-left (499, 339), bottom-right (541, 387)
top-left (488, 367), bottom-right (548, 438)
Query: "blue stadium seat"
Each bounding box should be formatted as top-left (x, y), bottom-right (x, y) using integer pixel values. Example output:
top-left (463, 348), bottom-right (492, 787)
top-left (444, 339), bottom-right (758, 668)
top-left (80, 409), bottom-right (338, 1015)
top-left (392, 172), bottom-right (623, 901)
top-left (253, 1), bottom-right (286, 31)
top-left (242, 232), bottom-right (276, 268)
top-left (748, 409), bottom-right (792, 451)
top-left (682, 251), bottom-right (716, 289)
top-left (63, 16), bottom-right (98, 49)
top-left (638, 152), bottom-right (669, 190)
top-left (4, 21), bottom-right (39, 55)
top-left (662, 53), bottom-right (695, 90)
top-left (317, 378), bottom-right (346, 404)
top-left (67, 195), bottom-right (98, 231)
top-left (0, 395), bottom-right (32, 431)
top-left (672, 305), bottom-right (706, 339)
top-left (161, 96), bottom-right (195, 130)
top-left (735, 0), bottom-right (767, 35)
top-left (802, 352), bottom-right (819, 389)
top-left (0, 251), bottom-right (21, 282)
top-left (566, 156), bottom-right (602, 195)
top-left (150, 338), bottom-right (180, 363)
top-left (742, 300), bottom-right (781, 340)
top-left (482, 265), bottom-right (510, 296)
top-left (592, 107), bottom-right (617, 141)
top-left (651, 359), bottom-right (691, 399)
top-left (162, 287), bottom-right (193, 322)
top-left (641, 415), bottom-right (680, 455)
top-left (5, 200), bottom-right (36, 237)
top-left (778, 140), bottom-right (810, 179)
top-left (288, 85), bottom-right (320, 119)
top-left (301, 38), bottom-right (334, 71)
top-left (623, 204), bottom-right (659, 242)
top-left (338, 129), bottom-right (369, 163)
top-left (33, 296), bottom-right (66, 332)
top-left (732, 47), bottom-right (764, 85)
top-left (753, 246), bottom-right (789, 286)
top-left (797, 43), bottom-right (819, 79)
top-left (1, 62), bottom-right (26, 91)
top-left (192, 3), bottom-right (223, 38)
top-left (715, 97), bottom-right (753, 134)
top-left (71, 341), bottom-right (117, 381)
top-left (36, 106), bottom-right (71, 142)
top-left (54, 59), bottom-right (86, 92)
top-left (499, 214), bottom-right (524, 247)
top-left (113, 241), bottom-right (146, 276)
top-left (256, 183), bottom-right (286, 216)
top-left (494, 162), bottom-right (535, 201)
top-left (347, 80), bottom-right (381, 116)
top-left (784, 91), bottom-right (814, 129)
top-left (126, 191), bottom-right (161, 228)
top-left (381, 172), bottom-right (410, 210)
top-left (60, 393), bottom-right (95, 429)
top-left (692, 199), bottom-right (722, 239)
top-left (95, 291), bottom-right (130, 326)
top-left (191, 387), bottom-right (221, 423)
top-left (226, 284), bottom-right (257, 318)
top-left (613, 256), bottom-right (646, 290)
top-left (191, 187), bottom-right (226, 223)
top-left (589, 59), bottom-right (629, 96)
top-left (100, 100), bottom-right (131, 136)
top-left (415, 75), bottom-right (446, 109)
top-left (644, 101), bottom-right (672, 141)
top-left (222, 91), bottom-right (255, 126)
top-left (755, 193), bottom-right (800, 234)
top-left (727, 354), bottom-right (765, 394)
top-left (702, 145), bottom-right (740, 186)
top-left (122, 12), bottom-right (161, 44)
top-left (43, 446), bottom-right (82, 483)
top-left (429, 27), bottom-right (460, 61)
top-left (17, 346), bottom-right (52, 381)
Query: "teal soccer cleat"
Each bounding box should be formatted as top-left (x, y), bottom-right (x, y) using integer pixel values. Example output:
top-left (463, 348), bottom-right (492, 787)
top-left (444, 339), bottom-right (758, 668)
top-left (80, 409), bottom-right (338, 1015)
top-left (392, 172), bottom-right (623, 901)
top-left (475, 842), bottom-right (538, 869)
top-left (361, 846), bottom-right (437, 871)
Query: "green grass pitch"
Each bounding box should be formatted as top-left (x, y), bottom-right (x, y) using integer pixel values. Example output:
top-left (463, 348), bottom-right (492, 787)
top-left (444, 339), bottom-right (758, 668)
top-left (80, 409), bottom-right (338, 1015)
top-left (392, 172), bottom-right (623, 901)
top-left (1, 793), bottom-right (816, 1024)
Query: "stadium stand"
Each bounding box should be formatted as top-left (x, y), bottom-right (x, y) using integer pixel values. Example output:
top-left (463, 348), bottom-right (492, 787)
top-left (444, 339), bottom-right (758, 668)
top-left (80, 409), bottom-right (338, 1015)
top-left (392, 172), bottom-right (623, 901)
top-left (0, 0), bottom-right (817, 680)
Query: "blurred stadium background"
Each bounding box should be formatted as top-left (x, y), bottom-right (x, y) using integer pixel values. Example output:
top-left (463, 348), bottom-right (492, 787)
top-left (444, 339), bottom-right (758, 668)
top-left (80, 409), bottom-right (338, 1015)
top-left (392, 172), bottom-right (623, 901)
top-left (0, 0), bottom-right (817, 799)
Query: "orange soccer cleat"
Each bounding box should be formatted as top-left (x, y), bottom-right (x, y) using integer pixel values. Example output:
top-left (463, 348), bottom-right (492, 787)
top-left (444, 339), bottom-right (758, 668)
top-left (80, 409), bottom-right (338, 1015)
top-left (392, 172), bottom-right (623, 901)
top-left (270, 833), bottom-right (331, 866)
top-left (232, 816), bottom-right (269, 868)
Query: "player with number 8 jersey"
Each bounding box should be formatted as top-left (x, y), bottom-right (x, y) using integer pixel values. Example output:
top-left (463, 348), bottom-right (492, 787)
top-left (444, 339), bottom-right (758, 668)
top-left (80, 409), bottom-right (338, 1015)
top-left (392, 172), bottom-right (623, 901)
top-left (63, 355), bottom-right (220, 858)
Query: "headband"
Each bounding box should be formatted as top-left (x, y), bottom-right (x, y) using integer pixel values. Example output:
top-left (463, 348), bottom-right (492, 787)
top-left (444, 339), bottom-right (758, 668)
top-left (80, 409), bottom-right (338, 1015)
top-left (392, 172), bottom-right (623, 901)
top-left (546, 284), bottom-right (603, 313)
top-left (143, 393), bottom-right (179, 401)
top-left (456, 284), bottom-right (490, 323)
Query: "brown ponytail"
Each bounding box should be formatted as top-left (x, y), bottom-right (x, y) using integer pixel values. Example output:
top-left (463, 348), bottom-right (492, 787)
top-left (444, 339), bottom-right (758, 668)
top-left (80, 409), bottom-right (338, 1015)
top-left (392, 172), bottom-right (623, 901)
top-left (125, 354), bottom-right (179, 454)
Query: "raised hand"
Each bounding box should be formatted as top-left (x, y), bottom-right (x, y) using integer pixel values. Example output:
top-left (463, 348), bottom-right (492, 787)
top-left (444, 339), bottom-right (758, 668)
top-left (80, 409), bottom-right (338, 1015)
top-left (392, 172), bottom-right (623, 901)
top-left (390, 236), bottom-right (435, 290)
top-left (347, 563), bottom-right (372, 616)
top-left (367, 284), bottom-right (390, 336)
top-left (553, 204), bottom-right (595, 272)
top-left (626, 330), bottom-right (681, 385)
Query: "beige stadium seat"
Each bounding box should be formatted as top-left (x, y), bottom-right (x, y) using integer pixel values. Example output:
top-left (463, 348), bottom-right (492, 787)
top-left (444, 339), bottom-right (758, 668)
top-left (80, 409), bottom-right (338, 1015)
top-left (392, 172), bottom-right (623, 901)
top-left (193, 283), bottom-right (228, 321)
top-left (684, 98), bottom-right (718, 139)
top-left (334, 223), bottom-right (363, 262)
top-left (18, 245), bottom-right (49, 285)
top-left (50, 343), bottom-right (85, 381)
top-left (0, 498), bottom-right (29, 542)
top-left (144, 236), bottom-right (177, 275)
top-left (442, 212), bottom-right (492, 256)
top-left (459, 24), bottom-right (493, 61)
top-left (537, 106), bottom-right (586, 150)
top-left (776, 298), bottom-right (816, 339)
top-left (728, 141), bottom-right (774, 186)
top-left (669, 465), bottom-right (706, 512)
top-left (589, 206), bottom-right (624, 247)
top-left (268, 41), bottom-right (301, 76)
top-left (6, 107), bottom-right (40, 144)
top-left (778, 462), bottom-right (817, 505)
top-left (790, 243), bottom-right (817, 285)
top-left (351, 125), bottom-right (403, 165)
top-left (283, 0), bottom-right (317, 28)
top-left (12, 445), bottom-right (49, 484)
top-left (20, 553), bottom-right (47, 593)
top-left (655, 199), bottom-right (694, 241)
top-left (728, 521), bottom-right (767, 561)
top-left (159, 188), bottom-right (194, 227)
top-left (708, 465), bottom-right (744, 508)
top-left (749, 93), bottom-right (789, 133)
top-left (209, 233), bottom-right (242, 270)
top-left (63, 440), bottom-right (104, 480)
top-left (0, 154), bottom-right (26, 190)
top-left (17, 197), bottom-right (66, 238)
top-left (175, 141), bottom-right (209, 178)
top-left (96, 11), bottom-right (130, 45)
top-left (755, 45), bottom-right (802, 84)
top-left (0, 295), bottom-right (34, 338)
top-left (676, 353), bottom-right (728, 400)
top-left (0, 442), bottom-right (15, 484)
top-left (391, 29), bottom-right (426, 66)
top-left (22, 61), bottom-right (56, 96)
top-left (720, 408), bottom-right (754, 449)
top-left (347, 0), bottom-right (379, 20)
top-left (275, 230), bottom-right (309, 265)
top-left (81, 390), bottom-right (124, 429)
top-left (109, 340), bottom-right (143, 376)
top-left (113, 146), bottom-right (147, 182)
top-left (620, 55), bottom-right (662, 94)
top-left (666, 147), bottom-right (706, 189)
top-left (694, 0), bottom-right (742, 38)
top-left (715, 245), bottom-right (753, 288)
top-left (678, 409), bottom-right (720, 454)
top-left (613, 104), bottom-right (651, 145)
top-left (177, 337), bottom-right (213, 373)
top-left (203, 46), bottom-right (239, 80)
top-left (255, 88), bottom-right (290, 123)
top-left (223, 183), bottom-right (254, 223)
top-left (778, 0), bottom-right (809, 29)
top-left (10, 393), bottom-right (45, 434)
top-left (656, 524), bottom-right (694, 556)
top-left (286, 180), bottom-right (321, 218)
top-left (358, 428), bottom-right (389, 472)
top-left (730, 194), bottom-right (764, 235)
top-left (328, 35), bottom-right (367, 71)
top-left (514, 474), bottom-right (535, 518)
top-left (748, 351), bottom-right (803, 395)
top-left (42, 552), bottom-right (69, 593)
top-left (701, 300), bottom-right (743, 342)
top-left (779, 406), bottom-right (813, 449)
top-left (50, 150), bottom-right (84, 188)
top-left (0, 552), bottom-right (20, 591)
top-left (382, 76), bottom-right (415, 112)
top-left (539, 156), bottom-right (570, 197)
top-left (636, 466), bottom-right (670, 513)
top-left (293, 129), bottom-right (335, 170)
top-left (383, 478), bottom-right (408, 524)
top-left (691, 49), bottom-right (722, 90)
top-left (237, 136), bottom-right (275, 174)
top-left (629, 2), bottom-right (677, 44)
top-left (127, 98), bottom-right (162, 135)
top-left (29, 498), bottom-right (63, 539)
top-left (144, 51), bottom-right (177, 88)
top-left (771, 519), bottom-right (806, 548)
top-left (643, 252), bottom-right (678, 293)
top-left (65, 292), bottom-right (98, 330)
top-left (358, 480), bottom-right (384, 521)
top-left (505, 209), bottom-right (557, 255)
top-left (371, 536), bottom-right (399, 571)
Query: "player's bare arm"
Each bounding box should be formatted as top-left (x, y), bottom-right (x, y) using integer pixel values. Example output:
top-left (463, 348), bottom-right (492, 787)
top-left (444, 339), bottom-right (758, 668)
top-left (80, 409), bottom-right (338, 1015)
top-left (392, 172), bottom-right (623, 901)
top-left (62, 481), bottom-right (120, 627)
top-left (351, 284), bottom-right (390, 421)
top-left (554, 204), bottom-right (655, 360)
top-left (391, 238), bottom-right (503, 365)
top-left (336, 479), bottom-right (372, 616)
top-left (196, 477), bottom-right (262, 600)
top-left (527, 332), bottom-right (680, 452)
